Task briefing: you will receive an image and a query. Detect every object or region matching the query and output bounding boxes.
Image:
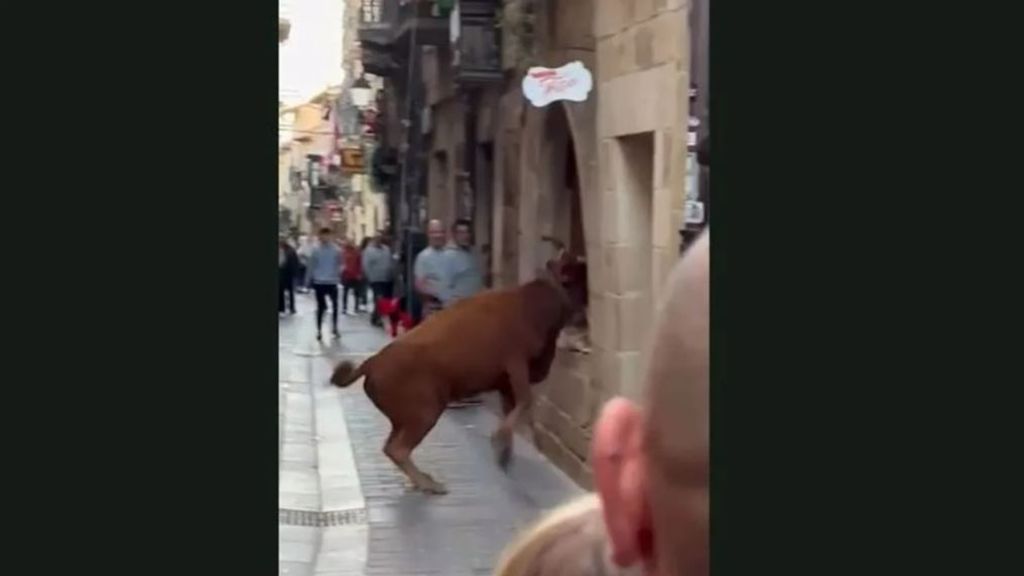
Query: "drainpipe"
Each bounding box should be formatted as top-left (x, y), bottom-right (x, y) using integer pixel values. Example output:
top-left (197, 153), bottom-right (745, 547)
top-left (460, 89), bottom-right (480, 224)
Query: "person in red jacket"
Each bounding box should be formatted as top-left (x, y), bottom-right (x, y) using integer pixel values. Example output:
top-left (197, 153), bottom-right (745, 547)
top-left (340, 238), bottom-right (364, 315)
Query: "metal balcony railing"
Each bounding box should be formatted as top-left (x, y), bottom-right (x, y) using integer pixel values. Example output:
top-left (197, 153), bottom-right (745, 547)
top-left (358, 0), bottom-right (395, 49)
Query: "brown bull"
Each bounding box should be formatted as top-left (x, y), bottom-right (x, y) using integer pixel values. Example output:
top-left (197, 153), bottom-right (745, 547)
top-left (329, 262), bottom-right (580, 495)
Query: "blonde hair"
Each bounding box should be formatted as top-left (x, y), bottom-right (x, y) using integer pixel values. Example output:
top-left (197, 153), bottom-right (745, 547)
top-left (493, 493), bottom-right (633, 576)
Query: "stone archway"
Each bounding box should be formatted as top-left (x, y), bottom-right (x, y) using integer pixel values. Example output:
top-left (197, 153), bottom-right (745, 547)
top-left (518, 102), bottom-right (591, 280)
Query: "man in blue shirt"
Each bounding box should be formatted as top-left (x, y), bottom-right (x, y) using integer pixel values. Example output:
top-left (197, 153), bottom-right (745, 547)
top-left (443, 218), bottom-right (485, 306)
top-left (305, 227), bottom-right (342, 341)
top-left (442, 218), bottom-right (486, 409)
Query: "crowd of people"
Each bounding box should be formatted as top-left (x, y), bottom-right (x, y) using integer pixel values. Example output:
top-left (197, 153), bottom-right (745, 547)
top-left (277, 218), bottom-right (485, 344)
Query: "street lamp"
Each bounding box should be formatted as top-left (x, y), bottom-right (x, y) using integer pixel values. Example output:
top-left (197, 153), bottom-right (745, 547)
top-left (350, 75), bottom-right (372, 109)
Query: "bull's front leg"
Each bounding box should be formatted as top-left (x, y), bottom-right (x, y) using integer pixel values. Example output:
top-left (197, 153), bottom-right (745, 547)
top-left (493, 361), bottom-right (531, 469)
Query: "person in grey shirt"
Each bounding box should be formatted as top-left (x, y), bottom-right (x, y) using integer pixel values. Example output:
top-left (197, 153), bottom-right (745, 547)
top-left (444, 218), bottom-right (484, 306)
top-left (361, 233), bottom-right (395, 327)
top-left (414, 219), bottom-right (451, 319)
top-left (441, 218), bottom-right (487, 409)
top-left (305, 227), bottom-right (342, 341)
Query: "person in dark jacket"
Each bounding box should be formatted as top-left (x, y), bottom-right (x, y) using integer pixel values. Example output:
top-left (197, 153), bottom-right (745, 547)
top-left (278, 237), bottom-right (300, 315)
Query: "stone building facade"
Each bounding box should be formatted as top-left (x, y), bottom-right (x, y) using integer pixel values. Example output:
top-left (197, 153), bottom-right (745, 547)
top-left (360, 0), bottom-right (692, 488)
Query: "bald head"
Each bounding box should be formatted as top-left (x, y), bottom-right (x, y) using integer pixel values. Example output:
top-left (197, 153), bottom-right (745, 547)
top-left (646, 232), bottom-right (709, 468)
top-left (592, 230), bottom-right (709, 576)
top-left (645, 231), bottom-right (708, 576)
top-left (427, 219), bottom-right (446, 248)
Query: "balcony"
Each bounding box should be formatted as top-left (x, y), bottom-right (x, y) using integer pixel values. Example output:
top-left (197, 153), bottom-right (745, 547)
top-left (453, 1), bottom-right (502, 85)
top-left (357, 0), bottom-right (394, 50)
top-left (362, 49), bottom-right (397, 77)
top-left (394, 0), bottom-right (449, 48)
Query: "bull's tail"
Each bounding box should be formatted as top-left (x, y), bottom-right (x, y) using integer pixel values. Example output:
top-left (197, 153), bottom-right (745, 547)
top-left (330, 359), bottom-right (365, 388)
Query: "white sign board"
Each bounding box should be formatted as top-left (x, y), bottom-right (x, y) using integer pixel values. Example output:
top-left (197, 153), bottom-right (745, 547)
top-left (522, 61), bottom-right (593, 108)
top-left (685, 201), bottom-right (705, 225)
top-left (685, 153), bottom-right (699, 202)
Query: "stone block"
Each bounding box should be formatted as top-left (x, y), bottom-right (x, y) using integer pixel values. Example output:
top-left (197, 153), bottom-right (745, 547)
top-left (652, 8), bottom-right (687, 66)
top-left (634, 0), bottom-right (658, 23)
top-left (634, 23), bottom-right (655, 69)
top-left (534, 396), bottom-right (593, 461)
top-left (598, 65), bottom-right (665, 137)
top-left (534, 427), bottom-right (594, 489)
top-left (652, 187), bottom-right (676, 250)
top-left (611, 293), bottom-right (651, 352)
top-left (595, 0), bottom-right (628, 38)
top-left (555, 0), bottom-right (596, 48)
top-left (597, 38), bottom-right (618, 81)
top-left (545, 359), bottom-right (595, 428)
top-left (602, 186), bottom-right (652, 247)
top-left (604, 244), bottom-right (644, 295)
top-left (596, 348), bottom-right (643, 400)
top-left (602, 291), bottom-right (651, 350)
top-left (648, 69), bottom-right (685, 133)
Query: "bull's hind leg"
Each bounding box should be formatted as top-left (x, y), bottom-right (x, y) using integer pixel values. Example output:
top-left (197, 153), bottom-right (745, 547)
top-left (383, 408), bottom-right (447, 495)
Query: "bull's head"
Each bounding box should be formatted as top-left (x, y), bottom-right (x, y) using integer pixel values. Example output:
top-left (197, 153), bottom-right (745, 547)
top-left (540, 236), bottom-right (589, 326)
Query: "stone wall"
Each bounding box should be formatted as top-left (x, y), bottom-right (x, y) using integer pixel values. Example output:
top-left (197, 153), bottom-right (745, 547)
top-left (494, 0), bottom-right (689, 488)
top-left (593, 0), bottom-right (688, 402)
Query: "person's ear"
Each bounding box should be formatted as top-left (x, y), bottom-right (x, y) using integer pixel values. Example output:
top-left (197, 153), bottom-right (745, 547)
top-left (592, 397), bottom-right (652, 568)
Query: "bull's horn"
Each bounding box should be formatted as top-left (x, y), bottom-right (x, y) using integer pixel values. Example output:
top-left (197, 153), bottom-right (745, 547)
top-left (540, 235), bottom-right (566, 250)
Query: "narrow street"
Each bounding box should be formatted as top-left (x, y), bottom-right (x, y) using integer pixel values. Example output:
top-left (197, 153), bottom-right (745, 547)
top-left (279, 294), bottom-right (582, 576)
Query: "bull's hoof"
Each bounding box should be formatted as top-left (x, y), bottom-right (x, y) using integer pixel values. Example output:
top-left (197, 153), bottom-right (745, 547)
top-left (417, 479), bottom-right (448, 495)
top-left (491, 433), bottom-right (513, 470)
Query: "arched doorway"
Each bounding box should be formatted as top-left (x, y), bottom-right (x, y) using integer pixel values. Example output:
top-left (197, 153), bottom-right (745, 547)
top-left (533, 105), bottom-right (584, 264)
top-left (527, 103), bottom-right (591, 351)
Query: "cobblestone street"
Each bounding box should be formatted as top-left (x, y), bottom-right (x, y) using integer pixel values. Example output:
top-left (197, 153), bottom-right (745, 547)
top-left (279, 294), bottom-right (582, 576)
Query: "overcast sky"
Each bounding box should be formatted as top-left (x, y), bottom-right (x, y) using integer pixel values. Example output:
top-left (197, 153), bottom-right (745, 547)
top-left (279, 0), bottom-right (345, 107)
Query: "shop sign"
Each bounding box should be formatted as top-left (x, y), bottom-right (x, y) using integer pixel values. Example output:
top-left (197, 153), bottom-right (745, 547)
top-left (522, 61), bottom-right (593, 108)
top-left (339, 146), bottom-right (366, 174)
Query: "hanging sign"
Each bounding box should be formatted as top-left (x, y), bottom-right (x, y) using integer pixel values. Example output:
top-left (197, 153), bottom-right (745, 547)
top-left (522, 61), bottom-right (593, 108)
top-left (339, 147), bottom-right (365, 174)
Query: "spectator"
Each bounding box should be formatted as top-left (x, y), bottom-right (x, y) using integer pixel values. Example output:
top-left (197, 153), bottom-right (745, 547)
top-left (414, 219), bottom-right (450, 320)
top-left (443, 218), bottom-right (484, 306)
top-left (278, 236), bottom-right (300, 316)
top-left (361, 233), bottom-right (396, 327)
top-left (305, 227), bottom-right (342, 341)
top-left (493, 231), bottom-right (710, 576)
top-left (443, 218), bottom-right (486, 408)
